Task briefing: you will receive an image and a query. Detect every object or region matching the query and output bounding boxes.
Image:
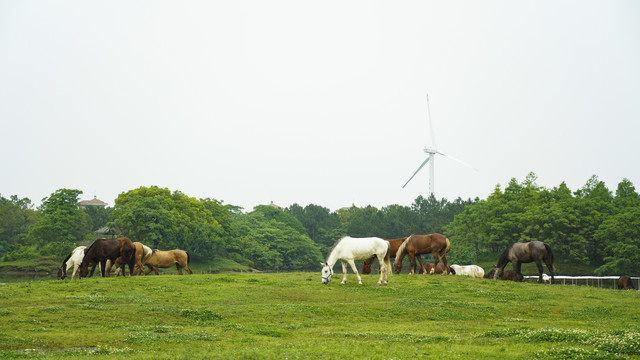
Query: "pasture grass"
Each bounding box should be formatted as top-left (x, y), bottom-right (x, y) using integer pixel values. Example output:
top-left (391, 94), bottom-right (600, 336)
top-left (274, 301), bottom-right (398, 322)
top-left (0, 272), bottom-right (638, 359)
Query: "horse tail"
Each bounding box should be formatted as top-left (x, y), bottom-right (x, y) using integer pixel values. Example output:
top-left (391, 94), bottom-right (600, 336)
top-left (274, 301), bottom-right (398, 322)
top-left (394, 235), bottom-right (410, 266)
top-left (383, 241), bottom-right (392, 277)
top-left (186, 251), bottom-right (190, 264)
top-left (439, 237), bottom-right (451, 258)
top-left (543, 242), bottom-right (555, 271)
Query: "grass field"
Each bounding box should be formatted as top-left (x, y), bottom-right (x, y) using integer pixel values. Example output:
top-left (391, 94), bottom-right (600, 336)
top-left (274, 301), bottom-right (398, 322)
top-left (0, 272), bottom-right (638, 359)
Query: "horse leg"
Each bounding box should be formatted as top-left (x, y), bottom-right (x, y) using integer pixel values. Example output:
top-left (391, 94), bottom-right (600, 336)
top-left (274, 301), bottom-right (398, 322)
top-left (376, 254), bottom-right (388, 286)
top-left (534, 260), bottom-right (544, 283)
top-left (408, 253), bottom-right (416, 275)
top-left (416, 255), bottom-right (427, 275)
top-left (176, 263), bottom-right (183, 275)
top-left (513, 261), bottom-right (522, 280)
top-left (183, 262), bottom-right (192, 275)
top-left (543, 257), bottom-right (555, 283)
top-left (100, 260), bottom-right (108, 277)
top-left (340, 261), bottom-right (348, 284)
top-left (71, 264), bottom-right (78, 280)
top-left (347, 260), bottom-right (363, 285)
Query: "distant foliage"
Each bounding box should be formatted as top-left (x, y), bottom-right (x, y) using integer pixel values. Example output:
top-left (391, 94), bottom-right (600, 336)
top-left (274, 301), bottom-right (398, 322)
top-left (445, 173), bottom-right (640, 274)
top-left (1, 173), bottom-right (638, 273)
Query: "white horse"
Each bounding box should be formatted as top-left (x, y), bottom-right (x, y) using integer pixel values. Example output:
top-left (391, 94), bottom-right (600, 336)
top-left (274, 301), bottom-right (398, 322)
top-left (57, 246), bottom-right (98, 280)
top-left (450, 264), bottom-right (485, 278)
top-left (321, 236), bottom-right (391, 286)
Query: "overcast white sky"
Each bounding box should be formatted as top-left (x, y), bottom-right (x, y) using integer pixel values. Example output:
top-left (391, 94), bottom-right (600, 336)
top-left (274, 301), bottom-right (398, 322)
top-left (1, 1), bottom-right (639, 212)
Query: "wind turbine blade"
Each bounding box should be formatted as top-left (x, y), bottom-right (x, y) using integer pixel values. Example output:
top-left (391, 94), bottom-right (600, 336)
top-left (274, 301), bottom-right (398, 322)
top-left (437, 150), bottom-right (479, 171)
top-left (426, 94), bottom-right (437, 150)
top-left (402, 157), bottom-right (430, 188)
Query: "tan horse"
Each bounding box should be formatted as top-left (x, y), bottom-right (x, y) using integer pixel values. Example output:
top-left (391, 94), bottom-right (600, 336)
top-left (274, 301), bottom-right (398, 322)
top-left (361, 237), bottom-right (407, 274)
top-left (394, 233), bottom-right (451, 275)
top-left (144, 249), bottom-right (192, 275)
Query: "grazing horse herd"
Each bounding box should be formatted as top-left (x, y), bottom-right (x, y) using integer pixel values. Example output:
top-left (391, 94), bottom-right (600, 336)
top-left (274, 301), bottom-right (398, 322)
top-left (58, 235), bottom-right (635, 291)
top-left (324, 234), bottom-right (555, 286)
top-left (57, 237), bottom-right (192, 280)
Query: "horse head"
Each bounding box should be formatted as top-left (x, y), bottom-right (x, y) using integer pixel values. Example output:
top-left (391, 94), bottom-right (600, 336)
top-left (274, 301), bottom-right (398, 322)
top-left (78, 260), bottom-right (90, 278)
top-left (56, 266), bottom-right (65, 280)
top-left (320, 262), bottom-right (333, 284)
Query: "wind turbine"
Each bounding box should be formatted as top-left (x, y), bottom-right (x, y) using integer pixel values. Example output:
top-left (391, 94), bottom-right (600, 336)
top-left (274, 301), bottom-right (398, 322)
top-left (402, 95), bottom-right (477, 195)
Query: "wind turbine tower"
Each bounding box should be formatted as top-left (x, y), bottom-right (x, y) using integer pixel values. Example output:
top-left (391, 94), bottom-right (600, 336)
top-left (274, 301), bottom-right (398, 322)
top-left (402, 95), bottom-right (476, 196)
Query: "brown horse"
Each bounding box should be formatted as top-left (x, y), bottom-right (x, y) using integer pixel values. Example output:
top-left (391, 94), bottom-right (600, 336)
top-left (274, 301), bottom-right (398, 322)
top-left (394, 234), bottom-right (451, 275)
top-left (78, 238), bottom-right (136, 278)
top-left (618, 275), bottom-right (634, 290)
top-left (362, 237), bottom-right (407, 274)
top-left (484, 268), bottom-right (523, 282)
top-left (111, 242), bottom-right (153, 276)
top-left (144, 249), bottom-right (192, 275)
top-left (493, 241), bottom-right (554, 283)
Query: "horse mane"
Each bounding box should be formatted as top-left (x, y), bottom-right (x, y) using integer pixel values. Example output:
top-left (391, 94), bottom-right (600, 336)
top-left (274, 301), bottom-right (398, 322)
top-left (326, 237), bottom-right (348, 262)
top-left (61, 251), bottom-right (73, 267)
top-left (395, 235), bottom-right (411, 259)
top-left (496, 242), bottom-right (515, 267)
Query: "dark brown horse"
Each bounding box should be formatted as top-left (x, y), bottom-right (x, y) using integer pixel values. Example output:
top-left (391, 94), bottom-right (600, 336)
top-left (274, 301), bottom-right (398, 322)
top-left (484, 268), bottom-right (523, 282)
top-left (393, 234), bottom-right (451, 275)
top-left (618, 275), bottom-right (634, 290)
top-left (493, 241), bottom-right (554, 283)
top-left (362, 237), bottom-right (407, 274)
top-left (78, 238), bottom-right (136, 278)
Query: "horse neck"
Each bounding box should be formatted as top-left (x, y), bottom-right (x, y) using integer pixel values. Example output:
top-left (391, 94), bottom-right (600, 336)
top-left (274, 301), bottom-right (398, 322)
top-left (325, 249), bottom-right (339, 268)
top-left (394, 236), bottom-right (410, 263)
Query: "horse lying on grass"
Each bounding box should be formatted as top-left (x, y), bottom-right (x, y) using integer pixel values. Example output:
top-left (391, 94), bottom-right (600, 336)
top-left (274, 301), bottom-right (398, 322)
top-left (485, 268), bottom-right (523, 282)
top-left (422, 262), bottom-right (450, 275)
top-left (449, 264), bottom-right (485, 278)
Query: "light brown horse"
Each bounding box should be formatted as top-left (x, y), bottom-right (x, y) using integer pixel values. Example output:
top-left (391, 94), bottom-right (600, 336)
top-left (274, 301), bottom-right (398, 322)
top-left (144, 249), bottom-right (192, 275)
top-left (361, 237), bottom-right (407, 274)
top-left (394, 234), bottom-right (451, 275)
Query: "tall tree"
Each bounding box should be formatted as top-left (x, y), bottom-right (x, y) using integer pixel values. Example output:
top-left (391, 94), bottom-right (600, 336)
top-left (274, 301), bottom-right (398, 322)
top-left (27, 189), bottom-right (88, 256)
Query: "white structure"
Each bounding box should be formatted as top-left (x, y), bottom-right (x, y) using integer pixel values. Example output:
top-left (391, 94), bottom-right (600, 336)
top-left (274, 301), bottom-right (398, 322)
top-left (402, 95), bottom-right (476, 195)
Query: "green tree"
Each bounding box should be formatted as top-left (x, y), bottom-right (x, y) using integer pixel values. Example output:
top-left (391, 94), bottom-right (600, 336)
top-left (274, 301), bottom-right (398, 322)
top-left (0, 195), bottom-right (39, 256)
top-left (27, 189), bottom-right (88, 257)
top-left (113, 186), bottom-right (224, 259)
top-left (235, 205), bottom-right (322, 270)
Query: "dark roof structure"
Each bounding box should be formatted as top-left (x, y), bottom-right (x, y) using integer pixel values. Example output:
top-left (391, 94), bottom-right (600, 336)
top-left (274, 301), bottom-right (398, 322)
top-left (95, 225), bottom-right (122, 236)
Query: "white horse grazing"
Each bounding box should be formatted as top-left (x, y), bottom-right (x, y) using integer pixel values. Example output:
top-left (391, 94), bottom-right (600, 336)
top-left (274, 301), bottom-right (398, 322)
top-left (450, 264), bottom-right (485, 278)
top-left (57, 246), bottom-right (87, 280)
top-left (321, 236), bottom-right (391, 286)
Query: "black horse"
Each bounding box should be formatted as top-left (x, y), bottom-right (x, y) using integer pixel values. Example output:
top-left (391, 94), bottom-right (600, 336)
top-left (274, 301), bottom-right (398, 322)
top-left (493, 241), bottom-right (555, 283)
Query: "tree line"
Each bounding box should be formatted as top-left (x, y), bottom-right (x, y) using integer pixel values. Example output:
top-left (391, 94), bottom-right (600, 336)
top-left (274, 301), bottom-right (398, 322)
top-left (1, 173), bottom-right (638, 274)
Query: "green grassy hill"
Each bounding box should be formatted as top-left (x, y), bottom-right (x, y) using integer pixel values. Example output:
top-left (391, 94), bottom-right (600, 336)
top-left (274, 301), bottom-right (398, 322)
top-left (1, 272), bottom-right (638, 359)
